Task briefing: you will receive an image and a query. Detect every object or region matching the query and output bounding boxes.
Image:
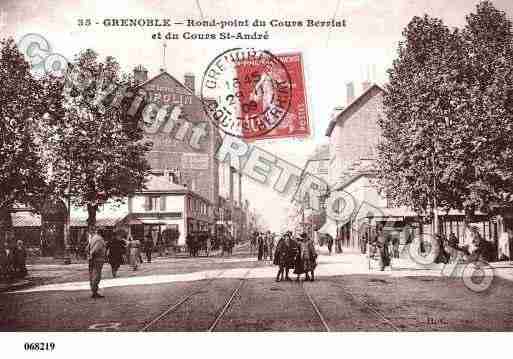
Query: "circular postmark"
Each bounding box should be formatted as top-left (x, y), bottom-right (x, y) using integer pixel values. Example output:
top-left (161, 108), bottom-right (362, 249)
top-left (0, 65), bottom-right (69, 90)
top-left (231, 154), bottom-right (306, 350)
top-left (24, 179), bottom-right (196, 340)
top-left (200, 48), bottom-right (293, 139)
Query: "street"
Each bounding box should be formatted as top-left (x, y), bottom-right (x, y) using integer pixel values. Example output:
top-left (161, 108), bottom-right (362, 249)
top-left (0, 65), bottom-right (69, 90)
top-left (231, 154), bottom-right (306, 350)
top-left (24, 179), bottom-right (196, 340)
top-left (2, 246), bottom-right (513, 332)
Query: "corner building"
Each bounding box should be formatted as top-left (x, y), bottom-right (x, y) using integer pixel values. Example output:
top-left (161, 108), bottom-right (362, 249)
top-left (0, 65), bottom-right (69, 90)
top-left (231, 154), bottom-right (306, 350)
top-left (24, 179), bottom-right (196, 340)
top-left (130, 66), bottom-right (220, 243)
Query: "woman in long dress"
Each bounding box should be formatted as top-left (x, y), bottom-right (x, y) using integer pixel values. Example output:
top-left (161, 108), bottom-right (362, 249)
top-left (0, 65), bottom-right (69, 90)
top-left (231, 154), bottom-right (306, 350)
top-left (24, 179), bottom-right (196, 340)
top-left (294, 233), bottom-right (317, 281)
top-left (107, 232), bottom-right (126, 277)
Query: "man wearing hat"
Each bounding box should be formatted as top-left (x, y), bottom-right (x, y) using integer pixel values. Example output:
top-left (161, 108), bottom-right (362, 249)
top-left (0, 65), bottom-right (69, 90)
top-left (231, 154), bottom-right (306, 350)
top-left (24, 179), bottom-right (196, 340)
top-left (88, 228), bottom-right (107, 298)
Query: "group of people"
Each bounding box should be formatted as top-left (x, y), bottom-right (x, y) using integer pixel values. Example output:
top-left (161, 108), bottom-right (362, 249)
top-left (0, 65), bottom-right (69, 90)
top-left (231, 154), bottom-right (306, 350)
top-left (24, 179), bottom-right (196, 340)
top-left (368, 224), bottom-right (501, 271)
top-left (186, 232), bottom-right (211, 257)
top-left (437, 229), bottom-right (496, 263)
top-left (253, 231), bottom-right (276, 261)
top-left (274, 231), bottom-right (317, 282)
top-left (252, 231), bottom-right (318, 282)
top-left (86, 228), bottom-right (163, 299)
top-left (186, 232), bottom-right (235, 257)
top-left (0, 239), bottom-right (27, 281)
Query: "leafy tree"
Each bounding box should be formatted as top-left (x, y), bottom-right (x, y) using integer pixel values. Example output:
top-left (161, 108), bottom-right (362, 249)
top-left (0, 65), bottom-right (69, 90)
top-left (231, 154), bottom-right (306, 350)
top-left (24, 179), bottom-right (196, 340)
top-left (452, 1), bottom-right (513, 217)
top-left (377, 1), bottom-right (513, 222)
top-left (376, 15), bottom-right (464, 215)
top-left (42, 49), bottom-right (152, 230)
top-left (0, 38), bottom-right (48, 238)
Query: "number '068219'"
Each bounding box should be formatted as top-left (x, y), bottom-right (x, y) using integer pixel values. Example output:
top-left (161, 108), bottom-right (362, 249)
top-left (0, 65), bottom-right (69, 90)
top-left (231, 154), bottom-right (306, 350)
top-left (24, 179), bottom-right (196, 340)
top-left (24, 342), bottom-right (55, 351)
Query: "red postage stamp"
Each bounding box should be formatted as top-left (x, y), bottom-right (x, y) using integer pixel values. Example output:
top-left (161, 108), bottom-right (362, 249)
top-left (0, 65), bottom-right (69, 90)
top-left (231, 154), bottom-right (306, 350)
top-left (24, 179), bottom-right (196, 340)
top-left (236, 52), bottom-right (310, 140)
top-left (201, 48), bottom-right (309, 140)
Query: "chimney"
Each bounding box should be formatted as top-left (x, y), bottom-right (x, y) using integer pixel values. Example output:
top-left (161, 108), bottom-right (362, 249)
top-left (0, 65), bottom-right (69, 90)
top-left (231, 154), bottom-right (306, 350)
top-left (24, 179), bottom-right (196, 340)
top-left (133, 65), bottom-right (148, 85)
top-left (184, 72), bottom-right (195, 94)
top-left (346, 82), bottom-right (355, 104)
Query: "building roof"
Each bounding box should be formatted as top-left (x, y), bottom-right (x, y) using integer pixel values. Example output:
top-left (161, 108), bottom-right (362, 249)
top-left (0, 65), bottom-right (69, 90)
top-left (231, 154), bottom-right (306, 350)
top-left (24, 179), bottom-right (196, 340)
top-left (69, 216), bottom-right (126, 228)
top-left (11, 211), bottom-right (126, 228)
top-left (325, 83), bottom-right (385, 137)
top-left (134, 70), bottom-right (194, 96)
top-left (140, 174), bottom-right (189, 193)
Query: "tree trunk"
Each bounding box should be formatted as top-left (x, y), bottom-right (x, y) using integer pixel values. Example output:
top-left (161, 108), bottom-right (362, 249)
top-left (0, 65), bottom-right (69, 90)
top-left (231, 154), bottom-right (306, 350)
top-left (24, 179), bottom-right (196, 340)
top-left (0, 206), bottom-right (13, 246)
top-left (87, 204), bottom-right (97, 232)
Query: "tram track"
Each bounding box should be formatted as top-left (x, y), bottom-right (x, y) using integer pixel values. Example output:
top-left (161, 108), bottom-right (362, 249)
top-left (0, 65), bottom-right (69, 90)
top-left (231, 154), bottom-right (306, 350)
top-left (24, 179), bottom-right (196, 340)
top-left (300, 281), bottom-right (331, 332)
top-left (138, 267), bottom-right (229, 332)
top-left (327, 280), bottom-right (402, 331)
top-left (139, 260), bottom-right (258, 332)
top-left (207, 266), bottom-right (254, 332)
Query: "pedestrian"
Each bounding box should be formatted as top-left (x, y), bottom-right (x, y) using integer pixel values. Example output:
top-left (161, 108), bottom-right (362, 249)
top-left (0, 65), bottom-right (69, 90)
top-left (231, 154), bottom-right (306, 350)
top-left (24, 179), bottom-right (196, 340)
top-left (206, 233), bottom-right (211, 257)
top-left (257, 233), bottom-right (264, 261)
top-left (498, 229), bottom-right (511, 261)
top-left (13, 240), bottom-right (27, 278)
top-left (186, 233), bottom-right (193, 257)
top-left (326, 234), bottom-right (334, 255)
top-left (392, 236), bottom-right (400, 258)
top-left (274, 234), bottom-right (287, 281)
top-left (250, 232), bottom-right (257, 255)
top-left (273, 233), bottom-right (294, 281)
top-left (5, 240), bottom-right (14, 279)
top-left (268, 233), bottom-right (275, 261)
top-left (263, 233), bottom-right (269, 260)
top-left (107, 231), bottom-right (126, 278)
top-left (156, 234), bottom-right (164, 257)
top-left (88, 228), bottom-right (106, 299)
top-left (0, 241), bottom-right (8, 281)
top-left (376, 226), bottom-right (391, 271)
top-left (127, 235), bottom-right (141, 271)
top-left (229, 235), bottom-right (234, 255)
top-left (294, 233), bottom-right (317, 281)
top-left (143, 233), bottom-right (154, 263)
top-left (336, 233), bottom-right (343, 253)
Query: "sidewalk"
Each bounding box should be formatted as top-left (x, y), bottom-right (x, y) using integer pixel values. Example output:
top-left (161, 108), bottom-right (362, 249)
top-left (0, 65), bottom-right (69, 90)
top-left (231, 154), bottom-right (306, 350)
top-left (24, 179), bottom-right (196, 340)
top-left (7, 248), bottom-right (513, 293)
top-left (0, 279), bottom-right (32, 293)
top-left (317, 244), bottom-right (513, 282)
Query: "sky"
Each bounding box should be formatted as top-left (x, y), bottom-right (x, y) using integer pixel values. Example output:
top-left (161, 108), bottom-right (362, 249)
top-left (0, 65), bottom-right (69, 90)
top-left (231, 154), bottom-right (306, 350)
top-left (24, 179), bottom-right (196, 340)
top-left (3, 0), bottom-right (513, 231)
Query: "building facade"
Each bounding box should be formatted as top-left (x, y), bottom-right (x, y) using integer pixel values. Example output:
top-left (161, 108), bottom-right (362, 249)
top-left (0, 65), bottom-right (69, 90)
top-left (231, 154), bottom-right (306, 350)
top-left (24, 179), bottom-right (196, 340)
top-left (133, 67), bottom-right (220, 208)
top-left (125, 174), bottom-right (213, 246)
top-left (324, 82), bottom-right (511, 259)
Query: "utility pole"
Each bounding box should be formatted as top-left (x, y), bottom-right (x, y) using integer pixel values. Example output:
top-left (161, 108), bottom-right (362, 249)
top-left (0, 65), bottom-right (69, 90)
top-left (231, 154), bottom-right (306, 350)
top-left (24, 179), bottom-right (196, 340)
top-left (432, 150), bottom-right (439, 236)
top-left (229, 165), bottom-right (234, 240)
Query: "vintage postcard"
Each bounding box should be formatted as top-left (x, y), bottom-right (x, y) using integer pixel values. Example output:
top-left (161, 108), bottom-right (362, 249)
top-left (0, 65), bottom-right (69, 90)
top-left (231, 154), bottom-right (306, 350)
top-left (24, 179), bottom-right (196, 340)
top-left (1, 0), bottom-right (512, 357)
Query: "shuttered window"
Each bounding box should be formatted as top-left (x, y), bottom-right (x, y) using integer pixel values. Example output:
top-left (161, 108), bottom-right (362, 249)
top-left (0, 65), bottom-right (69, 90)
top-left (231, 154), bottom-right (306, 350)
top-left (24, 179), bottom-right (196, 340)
top-left (160, 196), bottom-right (166, 211)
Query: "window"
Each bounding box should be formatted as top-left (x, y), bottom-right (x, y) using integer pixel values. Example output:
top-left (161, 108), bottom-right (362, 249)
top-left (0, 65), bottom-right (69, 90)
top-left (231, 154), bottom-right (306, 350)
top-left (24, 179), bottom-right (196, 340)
top-left (144, 196), bottom-right (150, 211)
top-left (151, 197), bottom-right (159, 211)
top-left (160, 196), bottom-right (166, 211)
top-left (145, 196), bottom-right (163, 212)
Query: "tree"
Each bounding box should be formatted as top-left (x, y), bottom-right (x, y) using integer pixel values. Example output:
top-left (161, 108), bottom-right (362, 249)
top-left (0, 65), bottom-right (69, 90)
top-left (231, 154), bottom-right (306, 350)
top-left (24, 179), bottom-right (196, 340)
top-left (42, 49), bottom-right (152, 230)
top-left (0, 38), bottom-right (48, 238)
top-left (376, 15), bottom-right (464, 215)
top-left (453, 1), bottom-right (513, 217)
top-left (377, 1), bottom-right (513, 222)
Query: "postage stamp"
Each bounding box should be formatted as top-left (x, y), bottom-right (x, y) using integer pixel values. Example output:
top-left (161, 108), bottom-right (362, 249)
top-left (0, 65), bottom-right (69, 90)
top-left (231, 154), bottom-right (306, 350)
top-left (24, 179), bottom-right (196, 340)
top-left (250, 52), bottom-right (310, 140)
top-left (200, 48), bottom-right (293, 139)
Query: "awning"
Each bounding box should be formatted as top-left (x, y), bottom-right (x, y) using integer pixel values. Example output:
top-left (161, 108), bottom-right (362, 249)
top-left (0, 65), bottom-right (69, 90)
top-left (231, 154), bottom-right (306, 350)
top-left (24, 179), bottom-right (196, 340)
top-left (138, 219), bottom-right (173, 225)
